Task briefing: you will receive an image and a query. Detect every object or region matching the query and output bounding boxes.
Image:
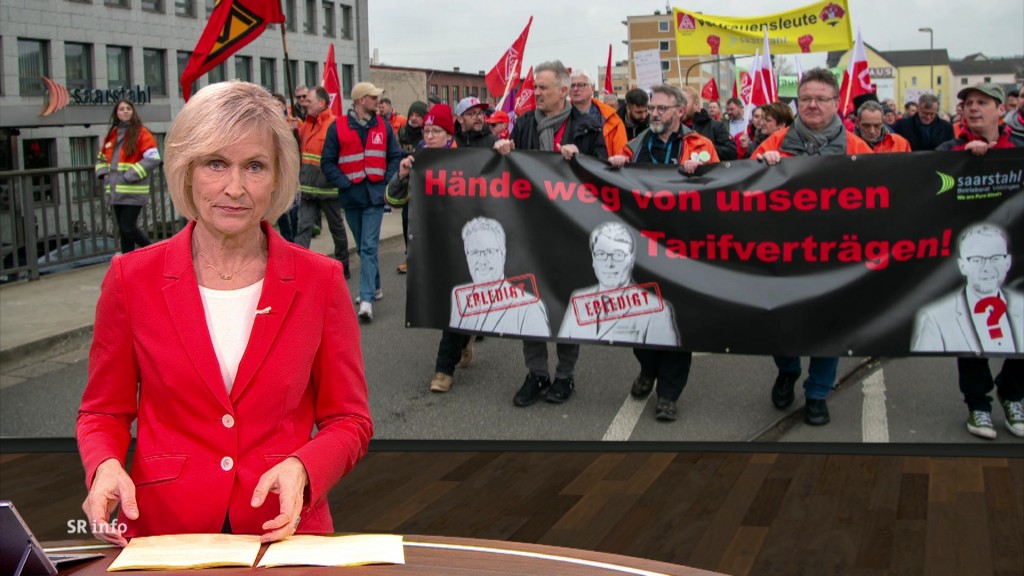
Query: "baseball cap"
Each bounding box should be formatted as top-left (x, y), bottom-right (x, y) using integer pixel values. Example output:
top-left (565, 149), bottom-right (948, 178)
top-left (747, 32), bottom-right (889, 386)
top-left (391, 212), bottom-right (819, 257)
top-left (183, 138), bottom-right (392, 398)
top-left (486, 110), bottom-right (510, 124)
top-left (957, 82), bottom-right (1005, 104)
top-left (455, 96), bottom-right (488, 117)
top-left (351, 82), bottom-right (384, 101)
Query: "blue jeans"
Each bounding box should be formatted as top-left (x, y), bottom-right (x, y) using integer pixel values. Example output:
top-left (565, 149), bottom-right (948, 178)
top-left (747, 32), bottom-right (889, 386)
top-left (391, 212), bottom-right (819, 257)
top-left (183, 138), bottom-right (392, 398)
top-left (773, 356), bottom-right (838, 400)
top-left (343, 204), bottom-right (383, 303)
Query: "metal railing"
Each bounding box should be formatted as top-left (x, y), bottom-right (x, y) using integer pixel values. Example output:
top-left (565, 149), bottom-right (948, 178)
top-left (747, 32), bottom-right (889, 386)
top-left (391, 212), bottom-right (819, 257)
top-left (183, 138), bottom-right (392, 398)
top-left (0, 165), bottom-right (184, 282)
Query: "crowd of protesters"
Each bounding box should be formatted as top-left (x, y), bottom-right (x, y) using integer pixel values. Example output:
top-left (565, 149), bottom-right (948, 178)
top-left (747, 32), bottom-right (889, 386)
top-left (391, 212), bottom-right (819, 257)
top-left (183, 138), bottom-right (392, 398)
top-left (262, 63), bottom-right (1022, 441)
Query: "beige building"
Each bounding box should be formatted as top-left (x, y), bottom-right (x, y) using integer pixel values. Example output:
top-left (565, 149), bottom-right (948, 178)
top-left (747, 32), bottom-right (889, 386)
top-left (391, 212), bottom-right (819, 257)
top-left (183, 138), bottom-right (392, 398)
top-left (597, 59), bottom-right (630, 101)
top-left (370, 65), bottom-right (490, 120)
top-left (831, 44), bottom-right (953, 112)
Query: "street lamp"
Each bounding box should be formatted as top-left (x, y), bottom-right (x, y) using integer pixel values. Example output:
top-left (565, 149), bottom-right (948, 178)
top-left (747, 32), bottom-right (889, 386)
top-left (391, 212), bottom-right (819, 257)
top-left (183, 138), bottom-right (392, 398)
top-left (918, 27), bottom-right (934, 92)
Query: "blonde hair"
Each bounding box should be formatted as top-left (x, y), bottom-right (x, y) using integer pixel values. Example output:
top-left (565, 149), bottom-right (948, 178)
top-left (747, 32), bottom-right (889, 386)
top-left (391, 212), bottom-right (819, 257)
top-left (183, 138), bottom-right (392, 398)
top-left (165, 81), bottom-right (299, 222)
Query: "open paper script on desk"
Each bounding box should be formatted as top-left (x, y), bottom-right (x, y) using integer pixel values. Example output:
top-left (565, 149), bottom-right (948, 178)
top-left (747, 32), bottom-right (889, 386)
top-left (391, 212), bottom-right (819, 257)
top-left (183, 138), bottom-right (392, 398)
top-left (257, 534), bottom-right (406, 567)
top-left (106, 534), bottom-right (261, 571)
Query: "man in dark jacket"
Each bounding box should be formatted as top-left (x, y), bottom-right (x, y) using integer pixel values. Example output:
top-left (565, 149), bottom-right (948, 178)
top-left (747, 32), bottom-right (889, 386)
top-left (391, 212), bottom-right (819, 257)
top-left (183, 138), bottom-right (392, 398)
top-left (892, 93), bottom-right (954, 150)
top-left (616, 88), bottom-right (650, 140)
top-left (680, 85), bottom-right (737, 160)
top-left (321, 81), bottom-right (404, 322)
top-left (454, 96), bottom-right (499, 149)
top-left (494, 60), bottom-right (607, 409)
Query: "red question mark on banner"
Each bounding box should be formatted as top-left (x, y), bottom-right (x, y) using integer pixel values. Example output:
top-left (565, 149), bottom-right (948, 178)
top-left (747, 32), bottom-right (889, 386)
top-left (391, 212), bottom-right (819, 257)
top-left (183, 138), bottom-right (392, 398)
top-left (974, 296), bottom-right (1007, 339)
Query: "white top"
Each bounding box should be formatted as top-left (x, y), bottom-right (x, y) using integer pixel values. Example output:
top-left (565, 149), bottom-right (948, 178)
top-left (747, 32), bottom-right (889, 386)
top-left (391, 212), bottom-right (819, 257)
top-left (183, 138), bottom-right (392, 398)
top-left (199, 280), bottom-right (264, 393)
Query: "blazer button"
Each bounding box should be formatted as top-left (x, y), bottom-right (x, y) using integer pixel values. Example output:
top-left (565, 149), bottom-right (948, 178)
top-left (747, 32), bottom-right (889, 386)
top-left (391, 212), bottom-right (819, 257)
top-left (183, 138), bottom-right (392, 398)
top-left (222, 414), bottom-right (235, 428)
top-left (221, 456), bottom-right (234, 471)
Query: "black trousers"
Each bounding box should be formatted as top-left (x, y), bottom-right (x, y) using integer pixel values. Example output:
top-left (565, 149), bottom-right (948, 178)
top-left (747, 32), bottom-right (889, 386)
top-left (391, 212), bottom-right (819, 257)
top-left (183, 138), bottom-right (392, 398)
top-left (957, 358), bottom-right (1024, 412)
top-left (633, 349), bottom-right (693, 402)
top-left (113, 204), bottom-right (151, 253)
top-left (435, 331), bottom-right (471, 375)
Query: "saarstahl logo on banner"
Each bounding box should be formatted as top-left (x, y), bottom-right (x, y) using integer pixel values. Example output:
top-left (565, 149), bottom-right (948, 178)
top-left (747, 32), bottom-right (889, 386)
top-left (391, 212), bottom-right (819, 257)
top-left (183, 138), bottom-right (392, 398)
top-left (935, 168), bottom-right (1024, 200)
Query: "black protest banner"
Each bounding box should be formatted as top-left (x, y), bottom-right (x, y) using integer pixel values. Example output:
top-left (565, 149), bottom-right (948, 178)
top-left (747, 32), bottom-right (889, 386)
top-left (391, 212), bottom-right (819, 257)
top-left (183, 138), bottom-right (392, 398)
top-left (406, 148), bottom-right (1024, 357)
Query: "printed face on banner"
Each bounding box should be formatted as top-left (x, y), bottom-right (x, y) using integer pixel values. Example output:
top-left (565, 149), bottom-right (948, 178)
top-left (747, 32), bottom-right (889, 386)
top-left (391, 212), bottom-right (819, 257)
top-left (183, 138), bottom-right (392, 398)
top-left (958, 231), bottom-right (1011, 298)
top-left (465, 230), bottom-right (506, 285)
top-left (591, 233), bottom-right (635, 290)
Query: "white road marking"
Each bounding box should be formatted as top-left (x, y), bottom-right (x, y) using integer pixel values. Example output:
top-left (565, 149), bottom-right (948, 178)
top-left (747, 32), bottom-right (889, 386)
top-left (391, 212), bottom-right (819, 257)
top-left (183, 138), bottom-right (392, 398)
top-left (861, 369), bottom-right (889, 443)
top-left (603, 394), bottom-right (651, 441)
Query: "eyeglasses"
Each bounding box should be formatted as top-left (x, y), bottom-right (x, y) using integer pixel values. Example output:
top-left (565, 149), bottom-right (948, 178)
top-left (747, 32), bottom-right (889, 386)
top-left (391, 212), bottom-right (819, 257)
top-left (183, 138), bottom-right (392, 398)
top-left (570, 83), bottom-right (590, 90)
top-left (467, 248), bottom-right (502, 258)
top-left (647, 104), bottom-right (678, 114)
top-left (593, 250), bottom-right (629, 262)
top-left (462, 109), bottom-right (484, 118)
top-left (423, 127), bottom-right (448, 137)
top-left (963, 254), bottom-right (1008, 267)
top-left (797, 96), bottom-right (837, 106)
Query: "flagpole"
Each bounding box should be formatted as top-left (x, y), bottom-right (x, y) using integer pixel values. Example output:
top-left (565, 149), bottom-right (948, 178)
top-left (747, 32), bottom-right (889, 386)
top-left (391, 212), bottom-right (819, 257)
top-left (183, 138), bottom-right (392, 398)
top-left (280, 25), bottom-right (297, 116)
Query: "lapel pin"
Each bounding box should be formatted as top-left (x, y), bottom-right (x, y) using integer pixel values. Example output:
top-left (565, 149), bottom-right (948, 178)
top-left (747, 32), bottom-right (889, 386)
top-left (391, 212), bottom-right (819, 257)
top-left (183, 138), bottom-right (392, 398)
top-left (256, 306), bottom-right (272, 315)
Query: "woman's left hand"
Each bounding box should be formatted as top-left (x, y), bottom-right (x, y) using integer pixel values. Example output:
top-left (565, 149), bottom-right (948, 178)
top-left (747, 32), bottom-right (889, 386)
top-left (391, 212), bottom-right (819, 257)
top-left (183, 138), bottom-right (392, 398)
top-left (251, 456), bottom-right (309, 543)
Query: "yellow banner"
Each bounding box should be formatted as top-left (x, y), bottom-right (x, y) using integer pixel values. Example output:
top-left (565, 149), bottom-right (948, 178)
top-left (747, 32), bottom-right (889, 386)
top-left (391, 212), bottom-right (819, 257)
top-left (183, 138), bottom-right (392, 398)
top-left (673, 1), bottom-right (853, 56)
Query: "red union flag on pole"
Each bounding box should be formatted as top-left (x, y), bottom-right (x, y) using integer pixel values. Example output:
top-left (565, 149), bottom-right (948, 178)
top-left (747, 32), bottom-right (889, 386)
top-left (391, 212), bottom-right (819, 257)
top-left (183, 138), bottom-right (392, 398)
top-left (604, 44), bottom-right (614, 95)
top-left (701, 78), bottom-right (719, 103)
top-left (322, 43), bottom-right (342, 117)
top-left (514, 67), bottom-right (536, 116)
top-left (839, 30), bottom-right (872, 117)
top-left (486, 17), bottom-right (533, 100)
top-left (180, 0), bottom-right (285, 100)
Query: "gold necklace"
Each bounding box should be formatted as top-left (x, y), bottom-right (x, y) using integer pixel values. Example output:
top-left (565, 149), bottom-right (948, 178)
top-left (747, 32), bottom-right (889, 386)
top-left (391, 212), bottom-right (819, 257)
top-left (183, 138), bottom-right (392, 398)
top-left (198, 249), bottom-right (262, 281)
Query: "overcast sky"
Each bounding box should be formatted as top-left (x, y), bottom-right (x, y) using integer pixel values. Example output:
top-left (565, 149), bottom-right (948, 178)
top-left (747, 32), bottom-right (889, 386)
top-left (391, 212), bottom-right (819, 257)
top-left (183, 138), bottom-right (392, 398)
top-left (367, 0), bottom-right (1023, 75)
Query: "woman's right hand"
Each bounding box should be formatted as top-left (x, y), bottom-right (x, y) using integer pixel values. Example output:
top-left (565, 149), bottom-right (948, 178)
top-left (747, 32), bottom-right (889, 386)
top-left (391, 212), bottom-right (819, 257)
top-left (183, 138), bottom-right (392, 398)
top-left (82, 458), bottom-right (138, 546)
top-left (398, 155), bottom-right (414, 179)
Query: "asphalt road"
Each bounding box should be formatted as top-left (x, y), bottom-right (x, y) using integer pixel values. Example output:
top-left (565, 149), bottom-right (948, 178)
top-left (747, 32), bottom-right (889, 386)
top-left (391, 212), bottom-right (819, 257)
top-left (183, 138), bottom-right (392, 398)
top-left (2, 242), bottom-right (1021, 446)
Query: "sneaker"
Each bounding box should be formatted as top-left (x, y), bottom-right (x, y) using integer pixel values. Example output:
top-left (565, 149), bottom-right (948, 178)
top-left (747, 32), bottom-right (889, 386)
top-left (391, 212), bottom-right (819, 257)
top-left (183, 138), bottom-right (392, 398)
top-left (967, 410), bottom-right (997, 439)
top-left (458, 339), bottom-right (474, 369)
top-left (357, 301), bottom-right (373, 322)
top-left (430, 372), bottom-right (453, 393)
top-left (630, 374), bottom-right (655, 398)
top-left (397, 260), bottom-right (408, 274)
top-left (655, 398), bottom-right (678, 421)
top-left (997, 397), bottom-right (1024, 437)
top-left (311, 224), bottom-right (321, 238)
top-left (804, 398), bottom-right (830, 426)
top-left (374, 288), bottom-right (384, 301)
top-left (546, 377), bottom-right (575, 404)
top-left (513, 373), bottom-right (550, 407)
top-left (771, 371), bottom-right (799, 410)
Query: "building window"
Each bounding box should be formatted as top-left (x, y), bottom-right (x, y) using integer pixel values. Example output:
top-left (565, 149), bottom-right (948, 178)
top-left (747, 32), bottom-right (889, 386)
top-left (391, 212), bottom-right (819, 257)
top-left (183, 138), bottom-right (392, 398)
top-left (442, 85), bottom-right (449, 105)
top-left (660, 60), bottom-right (670, 72)
top-left (340, 4), bottom-right (352, 39)
top-left (341, 64), bottom-right (353, 95)
top-left (177, 50), bottom-right (197, 96)
top-left (429, 84), bottom-right (437, 96)
top-left (936, 76), bottom-right (942, 86)
top-left (323, 2), bottom-right (336, 37)
top-left (260, 57), bottom-right (276, 92)
top-left (453, 85), bottom-right (460, 102)
top-left (141, 0), bottom-right (163, 12)
top-left (23, 139), bottom-right (58, 205)
top-left (658, 20), bottom-right (669, 32)
top-left (143, 48), bottom-right (166, 96)
top-left (18, 39), bottom-right (49, 95)
top-left (208, 61), bottom-right (227, 84)
top-left (960, 77), bottom-right (968, 85)
top-left (304, 61), bottom-right (318, 87)
top-left (983, 76), bottom-right (991, 83)
top-left (174, 0), bottom-right (195, 17)
top-left (235, 55), bottom-right (252, 82)
top-left (64, 42), bottom-right (93, 92)
top-left (284, 59), bottom-right (299, 89)
top-left (106, 45), bottom-right (132, 89)
top-left (659, 40), bottom-right (670, 52)
top-left (284, 0), bottom-right (297, 32)
top-left (69, 137), bottom-right (99, 199)
top-left (911, 76), bottom-right (917, 86)
top-left (105, 0), bottom-right (129, 7)
top-left (304, 0), bottom-right (317, 34)
top-left (206, 0), bottom-right (215, 16)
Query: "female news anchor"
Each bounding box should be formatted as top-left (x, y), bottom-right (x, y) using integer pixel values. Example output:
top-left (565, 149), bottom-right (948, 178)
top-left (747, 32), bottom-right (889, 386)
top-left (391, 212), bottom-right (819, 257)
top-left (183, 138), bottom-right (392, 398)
top-left (77, 81), bottom-right (373, 546)
top-left (96, 99), bottom-right (161, 252)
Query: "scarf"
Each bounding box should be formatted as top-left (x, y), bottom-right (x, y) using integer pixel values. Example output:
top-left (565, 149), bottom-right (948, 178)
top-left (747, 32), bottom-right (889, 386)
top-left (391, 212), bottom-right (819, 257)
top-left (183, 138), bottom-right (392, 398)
top-left (781, 114), bottom-right (847, 156)
top-left (535, 104), bottom-right (572, 152)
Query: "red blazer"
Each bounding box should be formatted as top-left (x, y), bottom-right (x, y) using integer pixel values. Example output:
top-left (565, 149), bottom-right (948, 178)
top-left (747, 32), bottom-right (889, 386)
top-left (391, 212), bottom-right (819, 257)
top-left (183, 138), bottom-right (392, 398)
top-left (77, 220), bottom-right (372, 537)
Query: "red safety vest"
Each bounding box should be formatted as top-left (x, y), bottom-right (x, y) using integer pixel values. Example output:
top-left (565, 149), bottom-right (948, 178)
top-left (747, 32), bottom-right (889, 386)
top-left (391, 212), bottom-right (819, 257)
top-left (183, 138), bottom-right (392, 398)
top-left (335, 117), bottom-right (387, 183)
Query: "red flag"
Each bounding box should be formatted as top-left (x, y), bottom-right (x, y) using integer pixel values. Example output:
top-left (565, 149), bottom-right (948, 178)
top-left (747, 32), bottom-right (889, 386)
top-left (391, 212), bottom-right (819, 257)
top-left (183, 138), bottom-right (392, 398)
top-left (180, 0), bottom-right (285, 100)
top-left (486, 17), bottom-right (533, 99)
top-left (749, 30), bottom-right (778, 106)
top-left (701, 78), bottom-right (719, 103)
top-left (322, 43), bottom-right (342, 117)
top-left (604, 44), bottom-right (614, 95)
top-left (731, 76), bottom-right (738, 100)
top-left (514, 67), bottom-right (536, 116)
top-left (739, 71), bottom-right (752, 104)
top-left (838, 30), bottom-right (872, 117)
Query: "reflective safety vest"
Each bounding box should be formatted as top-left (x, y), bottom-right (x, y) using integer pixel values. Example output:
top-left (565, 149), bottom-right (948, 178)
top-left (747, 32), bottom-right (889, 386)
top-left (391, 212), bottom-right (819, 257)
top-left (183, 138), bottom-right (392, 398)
top-left (335, 116), bottom-right (387, 183)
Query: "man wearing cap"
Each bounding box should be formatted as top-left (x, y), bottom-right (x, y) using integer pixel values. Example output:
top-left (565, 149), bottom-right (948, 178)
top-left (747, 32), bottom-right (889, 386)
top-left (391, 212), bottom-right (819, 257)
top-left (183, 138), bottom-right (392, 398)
top-left (322, 81), bottom-right (404, 322)
top-left (454, 97), bottom-right (499, 149)
top-left (933, 82), bottom-right (1023, 441)
top-left (569, 69), bottom-right (628, 156)
top-left (893, 93), bottom-right (954, 151)
top-left (855, 101), bottom-right (911, 154)
top-left (487, 110), bottom-right (510, 140)
top-left (399, 101), bottom-right (428, 153)
top-left (494, 60), bottom-right (607, 409)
